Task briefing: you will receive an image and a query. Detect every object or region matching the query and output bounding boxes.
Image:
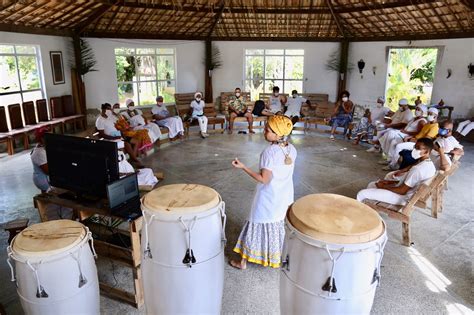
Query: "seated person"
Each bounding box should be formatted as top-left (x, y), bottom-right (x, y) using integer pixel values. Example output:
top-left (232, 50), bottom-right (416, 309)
top-left (285, 89), bottom-right (311, 125)
top-left (378, 104), bottom-right (427, 158)
top-left (31, 127), bottom-right (51, 193)
top-left (432, 120), bottom-right (464, 171)
top-left (113, 103), bottom-right (153, 154)
top-left (227, 87), bottom-right (254, 134)
top-left (96, 103), bottom-right (141, 166)
top-left (190, 92), bottom-right (209, 138)
top-left (454, 117), bottom-right (474, 138)
top-left (328, 90), bottom-right (354, 140)
top-left (357, 138), bottom-right (436, 206)
top-left (353, 96), bottom-right (391, 145)
top-left (117, 141), bottom-right (159, 187)
top-left (366, 98), bottom-right (413, 152)
top-left (151, 96), bottom-right (185, 140)
top-left (121, 99), bottom-right (162, 143)
top-left (261, 86), bottom-right (286, 116)
top-left (382, 108), bottom-right (439, 170)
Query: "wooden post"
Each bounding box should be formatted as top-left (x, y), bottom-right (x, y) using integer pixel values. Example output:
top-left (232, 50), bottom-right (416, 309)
top-left (72, 35), bottom-right (87, 116)
top-left (204, 39), bottom-right (213, 103)
top-left (402, 222), bottom-right (411, 246)
top-left (337, 40), bottom-right (349, 97)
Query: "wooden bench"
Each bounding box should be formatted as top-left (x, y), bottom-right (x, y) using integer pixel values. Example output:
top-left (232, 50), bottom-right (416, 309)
top-left (0, 106), bottom-right (14, 155)
top-left (50, 96), bottom-right (86, 133)
top-left (141, 106), bottom-right (178, 144)
top-left (221, 91), bottom-right (266, 131)
top-left (174, 93), bottom-right (225, 135)
top-left (364, 171), bottom-right (448, 246)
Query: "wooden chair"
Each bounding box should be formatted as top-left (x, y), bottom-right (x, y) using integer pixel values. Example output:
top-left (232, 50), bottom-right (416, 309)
top-left (36, 99), bottom-right (62, 132)
top-left (0, 107), bottom-right (13, 155)
top-left (22, 101), bottom-right (37, 126)
top-left (7, 103), bottom-right (33, 151)
top-left (60, 95), bottom-right (86, 133)
top-left (174, 93), bottom-right (225, 135)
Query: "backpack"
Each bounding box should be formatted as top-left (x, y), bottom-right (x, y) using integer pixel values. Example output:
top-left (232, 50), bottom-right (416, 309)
top-left (252, 100), bottom-right (265, 116)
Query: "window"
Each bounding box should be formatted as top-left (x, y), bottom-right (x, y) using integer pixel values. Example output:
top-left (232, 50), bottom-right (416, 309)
top-left (244, 49), bottom-right (304, 100)
top-left (115, 48), bottom-right (176, 106)
top-left (0, 44), bottom-right (45, 107)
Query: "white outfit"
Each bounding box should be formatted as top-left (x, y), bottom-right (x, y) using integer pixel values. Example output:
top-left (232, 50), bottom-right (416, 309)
top-left (151, 104), bottom-right (184, 138)
top-left (190, 100), bottom-right (208, 133)
top-left (357, 159), bottom-right (436, 205)
top-left (456, 120), bottom-right (474, 136)
top-left (375, 108), bottom-right (414, 141)
top-left (122, 109), bottom-right (162, 143)
top-left (31, 144), bottom-right (50, 192)
top-left (431, 136), bottom-right (463, 169)
top-left (380, 117), bottom-right (426, 159)
top-left (95, 115), bottom-right (121, 137)
top-left (118, 151), bottom-right (158, 186)
top-left (269, 96), bottom-right (283, 114)
top-left (370, 106), bottom-right (390, 124)
top-left (249, 144), bottom-right (297, 223)
top-left (285, 96), bottom-right (306, 117)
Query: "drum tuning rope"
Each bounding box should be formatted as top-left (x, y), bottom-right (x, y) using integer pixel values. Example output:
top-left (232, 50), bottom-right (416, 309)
top-left (88, 232), bottom-right (98, 259)
top-left (179, 216), bottom-right (197, 268)
top-left (26, 260), bottom-right (48, 298)
top-left (71, 250), bottom-right (88, 288)
top-left (6, 246), bottom-right (16, 283)
top-left (142, 213), bottom-right (156, 259)
top-left (373, 237), bottom-right (387, 286)
top-left (219, 202), bottom-right (227, 247)
top-left (322, 245), bottom-right (345, 296)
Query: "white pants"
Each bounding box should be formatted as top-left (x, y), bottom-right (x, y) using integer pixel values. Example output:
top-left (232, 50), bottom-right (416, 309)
top-left (457, 120), bottom-right (474, 136)
top-left (380, 129), bottom-right (406, 155)
top-left (357, 181), bottom-right (408, 206)
top-left (135, 123), bottom-right (162, 143)
top-left (194, 115), bottom-right (208, 133)
top-left (389, 142), bottom-right (416, 167)
top-left (156, 117), bottom-right (184, 138)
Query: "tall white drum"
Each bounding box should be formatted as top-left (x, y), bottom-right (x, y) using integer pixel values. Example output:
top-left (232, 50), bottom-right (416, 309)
top-left (7, 220), bottom-right (100, 315)
top-left (141, 184), bottom-right (226, 315)
top-left (280, 194), bottom-right (387, 315)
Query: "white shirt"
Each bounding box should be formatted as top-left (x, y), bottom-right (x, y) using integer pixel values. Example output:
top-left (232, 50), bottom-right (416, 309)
top-left (95, 115), bottom-right (120, 136)
top-left (269, 96), bottom-right (283, 113)
top-left (403, 159), bottom-right (436, 196)
top-left (431, 136), bottom-right (463, 169)
top-left (286, 96), bottom-right (307, 116)
top-left (391, 109), bottom-right (413, 125)
top-left (190, 100), bottom-right (205, 117)
top-left (122, 109), bottom-right (145, 128)
top-left (370, 106), bottom-right (390, 123)
top-left (249, 144), bottom-right (297, 223)
top-left (31, 145), bottom-right (47, 168)
top-left (151, 104), bottom-right (170, 117)
top-left (404, 117), bottom-right (427, 133)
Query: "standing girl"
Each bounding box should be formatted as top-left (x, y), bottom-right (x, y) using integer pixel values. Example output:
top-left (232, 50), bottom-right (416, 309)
top-left (190, 92), bottom-right (209, 138)
top-left (231, 115), bottom-right (297, 269)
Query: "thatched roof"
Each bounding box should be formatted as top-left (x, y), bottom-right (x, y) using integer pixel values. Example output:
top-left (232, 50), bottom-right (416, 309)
top-left (0, 0), bottom-right (473, 41)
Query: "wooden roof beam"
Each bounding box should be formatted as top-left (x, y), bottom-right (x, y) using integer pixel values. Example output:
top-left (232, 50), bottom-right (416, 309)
top-left (75, 1), bottom-right (119, 34)
top-left (326, 0), bottom-right (347, 38)
top-left (0, 22), bottom-right (73, 36)
top-left (207, 0), bottom-right (226, 38)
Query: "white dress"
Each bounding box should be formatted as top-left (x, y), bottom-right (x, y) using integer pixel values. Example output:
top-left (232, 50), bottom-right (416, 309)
top-left (151, 104), bottom-right (184, 138)
top-left (118, 151), bottom-right (158, 186)
top-left (122, 109), bottom-right (162, 143)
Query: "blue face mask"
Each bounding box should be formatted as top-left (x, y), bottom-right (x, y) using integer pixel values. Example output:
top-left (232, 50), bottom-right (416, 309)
top-left (438, 128), bottom-right (450, 137)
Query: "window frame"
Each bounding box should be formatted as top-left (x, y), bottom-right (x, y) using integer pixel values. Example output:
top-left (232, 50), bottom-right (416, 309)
top-left (114, 47), bottom-right (177, 106)
top-left (244, 48), bottom-right (305, 99)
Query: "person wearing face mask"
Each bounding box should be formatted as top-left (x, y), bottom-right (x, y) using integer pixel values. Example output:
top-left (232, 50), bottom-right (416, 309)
top-left (352, 96), bottom-right (392, 145)
top-left (384, 107), bottom-right (439, 170)
top-left (117, 140), bottom-right (159, 187)
top-left (151, 96), bottom-right (185, 140)
top-left (328, 90), bottom-right (354, 140)
top-left (262, 86), bottom-right (286, 116)
top-left (357, 138), bottom-right (436, 206)
top-left (366, 98), bottom-right (413, 152)
top-left (228, 87), bottom-right (254, 134)
top-left (431, 120), bottom-right (464, 171)
top-left (284, 89), bottom-right (311, 125)
top-left (189, 92), bottom-right (209, 138)
top-left (96, 103), bottom-right (142, 166)
top-left (121, 99), bottom-right (162, 143)
top-left (378, 104), bottom-right (428, 164)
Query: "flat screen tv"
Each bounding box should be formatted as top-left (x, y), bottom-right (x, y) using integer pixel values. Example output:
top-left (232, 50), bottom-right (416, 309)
top-left (44, 133), bottom-right (119, 198)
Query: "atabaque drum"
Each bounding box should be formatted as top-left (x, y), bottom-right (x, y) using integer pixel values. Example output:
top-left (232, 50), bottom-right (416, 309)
top-left (7, 220), bottom-right (100, 315)
top-left (280, 193), bottom-right (387, 315)
top-left (141, 184), bottom-right (226, 314)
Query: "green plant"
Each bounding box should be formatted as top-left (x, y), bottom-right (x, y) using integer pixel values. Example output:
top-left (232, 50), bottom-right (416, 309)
top-left (325, 50), bottom-right (354, 73)
top-left (204, 43), bottom-right (222, 71)
top-left (70, 39), bottom-right (98, 76)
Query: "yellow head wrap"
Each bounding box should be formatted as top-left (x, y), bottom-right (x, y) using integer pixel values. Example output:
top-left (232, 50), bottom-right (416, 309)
top-left (267, 115), bottom-right (293, 137)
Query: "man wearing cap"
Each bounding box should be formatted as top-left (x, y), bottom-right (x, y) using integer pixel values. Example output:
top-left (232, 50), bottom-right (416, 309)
top-left (190, 92), bottom-right (209, 138)
top-left (385, 107), bottom-right (439, 170)
top-left (367, 98), bottom-right (413, 152)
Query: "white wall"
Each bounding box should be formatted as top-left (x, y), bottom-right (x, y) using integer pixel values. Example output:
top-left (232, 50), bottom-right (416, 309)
top-left (83, 38), bottom-right (204, 108)
top-left (0, 31), bottom-right (72, 102)
top-left (213, 41), bottom-right (340, 101)
top-left (346, 38), bottom-right (474, 118)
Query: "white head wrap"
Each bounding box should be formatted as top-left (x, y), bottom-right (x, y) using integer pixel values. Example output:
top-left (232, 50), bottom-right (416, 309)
top-left (125, 99), bottom-right (134, 106)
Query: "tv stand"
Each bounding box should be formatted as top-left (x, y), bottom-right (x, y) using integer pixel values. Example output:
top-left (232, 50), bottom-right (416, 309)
top-left (57, 191), bottom-right (101, 204)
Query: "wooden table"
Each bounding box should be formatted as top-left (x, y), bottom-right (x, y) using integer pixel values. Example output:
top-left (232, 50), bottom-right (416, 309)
top-left (33, 193), bottom-right (144, 308)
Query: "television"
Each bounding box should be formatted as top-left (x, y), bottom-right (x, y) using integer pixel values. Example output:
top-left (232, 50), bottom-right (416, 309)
top-left (44, 133), bottom-right (120, 198)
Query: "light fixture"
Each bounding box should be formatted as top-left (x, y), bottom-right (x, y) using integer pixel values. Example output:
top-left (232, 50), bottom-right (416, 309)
top-left (358, 59), bottom-right (365, 78)
top-left (468, 63), bottom-right (474, 78)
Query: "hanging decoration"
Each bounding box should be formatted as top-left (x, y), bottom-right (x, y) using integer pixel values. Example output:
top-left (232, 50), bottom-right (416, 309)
top-left (468, 63), bottom-right (474, 78)
top-left (358, 59), bottom-right (365, 78)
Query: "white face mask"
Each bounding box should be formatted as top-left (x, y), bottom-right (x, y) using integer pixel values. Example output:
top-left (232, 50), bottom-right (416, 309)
top-left (128, 105), bottom-right (135, 110)
top-left (196, 97), bottom-right (201, 102)
top-left (342, 97), bottom-right (348, 102)
top-left (157, 102), bottom-right (164, 106)
top-left (235, 92), bottom-right (241, 97)
top-left (427, 114), bottom-right (436, 122)
top-left (113, 108), bottom-right (120, 114)
top-left (273, 92), bottom-right (279, 97)
top-left (415, 109), bottom-right (423, 117)
top-left (376, 103), bottom-right (382, 108)
top-left (292, 94), bottom-right (297, 98)
top-left (411, 149), bottom-right (422, 160)
top-left (105, 109), bottom-right (113, 117)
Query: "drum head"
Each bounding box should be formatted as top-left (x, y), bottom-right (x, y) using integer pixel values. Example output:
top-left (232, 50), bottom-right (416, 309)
top-left (12, 220), bottom-right (86, 257)
top-left (142, 184), bottom-right (220, 214)
top-left (289, 194), bottom-right (384, 244)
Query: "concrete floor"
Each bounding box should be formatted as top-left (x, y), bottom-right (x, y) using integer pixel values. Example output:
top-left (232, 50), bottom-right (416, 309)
top-left (0, 130), bottom-right (473, 314)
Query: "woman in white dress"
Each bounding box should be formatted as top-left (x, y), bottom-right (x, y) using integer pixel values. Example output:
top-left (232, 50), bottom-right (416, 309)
top-left (230, 115), bottom-right (296, 269)
top-left (189, 92), bottom-right (209, 138)
top-left (151, 96), bottom-right (184, 139)
top-left (121, 99), bottom-right (162, 143)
